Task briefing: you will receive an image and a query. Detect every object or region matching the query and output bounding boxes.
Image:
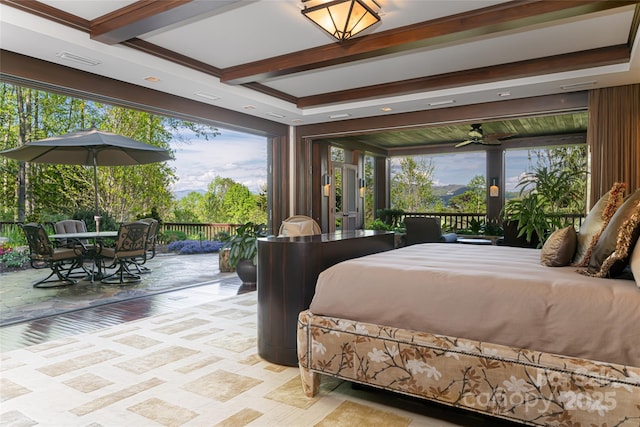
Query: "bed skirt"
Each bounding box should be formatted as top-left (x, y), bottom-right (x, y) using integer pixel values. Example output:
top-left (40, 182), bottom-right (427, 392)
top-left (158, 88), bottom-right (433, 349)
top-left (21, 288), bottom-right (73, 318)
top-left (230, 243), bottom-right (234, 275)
top-left (297, 310), bottom-right (640, 426)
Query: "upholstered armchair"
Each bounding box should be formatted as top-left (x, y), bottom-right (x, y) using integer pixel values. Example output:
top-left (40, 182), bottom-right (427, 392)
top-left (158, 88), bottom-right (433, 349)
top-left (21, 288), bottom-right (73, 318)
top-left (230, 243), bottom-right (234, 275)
top-left (404, 216), bottom-right (457, 246)
top-left (278, 215), bottom-right (321, 237)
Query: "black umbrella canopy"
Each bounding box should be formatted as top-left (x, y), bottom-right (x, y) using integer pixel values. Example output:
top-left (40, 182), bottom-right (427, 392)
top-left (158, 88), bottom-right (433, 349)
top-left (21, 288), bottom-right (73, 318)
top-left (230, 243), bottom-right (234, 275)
top-left (0, 127), bottom-right (173, 217)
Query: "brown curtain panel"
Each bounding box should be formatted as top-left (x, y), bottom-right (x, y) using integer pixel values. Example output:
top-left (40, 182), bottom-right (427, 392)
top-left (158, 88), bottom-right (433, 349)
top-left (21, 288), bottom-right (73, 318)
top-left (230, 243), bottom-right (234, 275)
top-left (588, 84), bottom-right (640, 206)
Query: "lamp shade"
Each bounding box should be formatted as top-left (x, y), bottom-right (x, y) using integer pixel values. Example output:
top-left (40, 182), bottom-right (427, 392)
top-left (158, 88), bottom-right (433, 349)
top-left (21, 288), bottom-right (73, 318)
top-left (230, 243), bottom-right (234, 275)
top-left (302, 0), bottom-right (380, 41)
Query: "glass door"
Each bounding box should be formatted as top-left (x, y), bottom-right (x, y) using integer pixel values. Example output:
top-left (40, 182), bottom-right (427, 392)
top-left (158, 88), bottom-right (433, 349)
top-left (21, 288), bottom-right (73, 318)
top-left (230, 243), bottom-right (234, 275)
top-left (333, 164), bottom-right (358, 231)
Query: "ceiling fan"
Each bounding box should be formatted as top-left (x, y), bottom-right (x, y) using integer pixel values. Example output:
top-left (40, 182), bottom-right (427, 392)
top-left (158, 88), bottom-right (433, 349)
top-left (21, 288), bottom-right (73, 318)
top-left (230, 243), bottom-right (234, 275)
top-left (455, 123), bottom-right (513, 148)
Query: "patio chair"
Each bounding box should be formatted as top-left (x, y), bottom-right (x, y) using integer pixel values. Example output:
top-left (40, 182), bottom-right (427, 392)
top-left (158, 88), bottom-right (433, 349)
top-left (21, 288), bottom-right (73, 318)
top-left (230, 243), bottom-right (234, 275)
top-left (52, 219), bottom-right (95, 277)
top-left (20, 222), bottom-right (85, 288)
top-left (129, 217), bottom-right (159, 273)
top-left (404, 216), bottom-right (457, 246)
top-left (278, 215), bottom-right (321, 237)
top-left (52, 219), bottom-right (88, 247)
top-left (99, 221), bottom-right (151, 285)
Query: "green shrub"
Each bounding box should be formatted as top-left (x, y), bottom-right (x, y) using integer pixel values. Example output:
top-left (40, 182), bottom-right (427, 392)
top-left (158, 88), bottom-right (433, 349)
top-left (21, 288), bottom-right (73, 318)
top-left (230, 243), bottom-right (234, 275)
top-left (73, 209), bottom-right (118, 232)
top-left (161, 230), bottom-right (187, 243)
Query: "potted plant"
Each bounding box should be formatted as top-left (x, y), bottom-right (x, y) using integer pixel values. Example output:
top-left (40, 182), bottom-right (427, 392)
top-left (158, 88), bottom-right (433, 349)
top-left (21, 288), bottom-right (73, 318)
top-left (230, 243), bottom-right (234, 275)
top-left (222, 222), bottom-right (267, 286)
top-left (503, 163), bottom-right (586, 247)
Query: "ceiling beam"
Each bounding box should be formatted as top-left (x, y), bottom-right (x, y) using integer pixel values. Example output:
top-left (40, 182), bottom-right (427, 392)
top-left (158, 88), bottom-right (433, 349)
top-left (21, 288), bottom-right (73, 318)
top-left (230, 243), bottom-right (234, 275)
top-left (297, 45), bottom-right (630, 108)
top-left (90, 0), bottom-right (241, 45)
top-left (220, 0), bottom-right (638, 85)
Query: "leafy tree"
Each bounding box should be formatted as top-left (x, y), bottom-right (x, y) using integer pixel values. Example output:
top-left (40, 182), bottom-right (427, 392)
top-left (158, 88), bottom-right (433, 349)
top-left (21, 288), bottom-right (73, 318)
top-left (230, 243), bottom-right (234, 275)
top-left (0, 83), bottom-right (219, 222)
top-left (202, 176), bottom-right (238, 221)
top-left (390, 156), bottom-right (438, 211)
top-left (448, 175), bottom-right (486, 213)
top-left (173, 192), bottom-right (205, 222)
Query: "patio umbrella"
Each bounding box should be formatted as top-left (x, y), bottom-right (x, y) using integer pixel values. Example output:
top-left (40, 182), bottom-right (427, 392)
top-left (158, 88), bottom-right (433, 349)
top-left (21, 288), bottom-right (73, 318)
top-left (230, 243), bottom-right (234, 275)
top-left (0, 126), bottom-right (173, 220)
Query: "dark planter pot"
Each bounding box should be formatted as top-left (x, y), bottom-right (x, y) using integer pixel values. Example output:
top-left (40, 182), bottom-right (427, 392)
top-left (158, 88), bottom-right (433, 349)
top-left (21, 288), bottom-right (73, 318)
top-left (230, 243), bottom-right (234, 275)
top-left (235, 259), bottom-right (257, 286)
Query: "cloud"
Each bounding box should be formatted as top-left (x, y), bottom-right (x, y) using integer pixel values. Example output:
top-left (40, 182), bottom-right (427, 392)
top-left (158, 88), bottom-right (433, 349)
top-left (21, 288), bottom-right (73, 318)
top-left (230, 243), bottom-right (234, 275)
top-left (169, 128), bottom-right (267, 193)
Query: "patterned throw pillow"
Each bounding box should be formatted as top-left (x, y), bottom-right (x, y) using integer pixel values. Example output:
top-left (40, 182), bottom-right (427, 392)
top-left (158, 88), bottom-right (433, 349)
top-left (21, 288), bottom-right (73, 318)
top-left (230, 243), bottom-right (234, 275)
top-left (582, 191), bottom-right (640, 278)
top-left (540, 226), bottom-right (577, 267)
top-left (573, 182), bottom-right (626, 266)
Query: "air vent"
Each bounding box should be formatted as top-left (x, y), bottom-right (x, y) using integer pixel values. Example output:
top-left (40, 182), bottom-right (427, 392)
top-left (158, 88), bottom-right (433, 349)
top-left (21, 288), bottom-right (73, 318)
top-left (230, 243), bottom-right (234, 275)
top-left (56, 51), bottom-right (101, 66)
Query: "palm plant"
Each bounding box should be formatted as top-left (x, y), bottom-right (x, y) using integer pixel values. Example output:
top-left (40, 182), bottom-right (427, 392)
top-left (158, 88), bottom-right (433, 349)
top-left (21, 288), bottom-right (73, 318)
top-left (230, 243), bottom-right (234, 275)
top-left (503, 163), bottom-right (587, 244)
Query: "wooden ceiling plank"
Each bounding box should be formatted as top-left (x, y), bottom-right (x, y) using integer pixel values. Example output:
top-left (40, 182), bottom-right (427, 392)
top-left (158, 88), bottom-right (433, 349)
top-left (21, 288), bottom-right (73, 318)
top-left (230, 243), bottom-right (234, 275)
top-left (220, 0), bottom-right (638, 84)
top-left (90, 0), bottom-right (240, 45)
top-left (297, 45), bottom-right (630, 108)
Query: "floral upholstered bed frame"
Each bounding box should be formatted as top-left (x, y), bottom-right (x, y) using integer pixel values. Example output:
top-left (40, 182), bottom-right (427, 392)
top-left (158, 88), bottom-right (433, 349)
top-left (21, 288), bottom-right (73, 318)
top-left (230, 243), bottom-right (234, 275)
top-left (297, 311), bottom-right (640, 426)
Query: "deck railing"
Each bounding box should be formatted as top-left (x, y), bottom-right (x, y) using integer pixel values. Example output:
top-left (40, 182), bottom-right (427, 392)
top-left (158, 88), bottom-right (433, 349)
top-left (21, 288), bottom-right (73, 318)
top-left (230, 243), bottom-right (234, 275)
top-left (158, 222), bottom-right (238, 242)
top-left (0, 221), bottom-right (239, 244)
top-left (0, 214), bottom-right (585, 242)
top-left (402, 212), bottom-right (585, 232)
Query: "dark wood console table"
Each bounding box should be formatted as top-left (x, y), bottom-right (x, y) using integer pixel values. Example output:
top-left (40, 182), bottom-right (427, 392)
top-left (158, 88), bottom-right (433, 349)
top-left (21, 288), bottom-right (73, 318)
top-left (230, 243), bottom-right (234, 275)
top-left (257, 230), bottom-right (395, 366)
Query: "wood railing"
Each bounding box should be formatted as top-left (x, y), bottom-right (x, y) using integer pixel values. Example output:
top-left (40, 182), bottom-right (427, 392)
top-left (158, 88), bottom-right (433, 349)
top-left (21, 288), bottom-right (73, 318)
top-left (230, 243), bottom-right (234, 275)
top-left (1, 214), bottom-right (585, 243)
top-left (0, 221), bottom-right (240, 244)
top-left (158, 222), bottom-right (238, 242)
top-left (402, 212), bottom-right (585, 232)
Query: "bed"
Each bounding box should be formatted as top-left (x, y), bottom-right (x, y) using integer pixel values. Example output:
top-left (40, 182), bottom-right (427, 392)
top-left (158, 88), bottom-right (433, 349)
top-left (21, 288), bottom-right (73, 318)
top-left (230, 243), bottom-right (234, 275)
top-left (297, 244), bottom-right (640, 426)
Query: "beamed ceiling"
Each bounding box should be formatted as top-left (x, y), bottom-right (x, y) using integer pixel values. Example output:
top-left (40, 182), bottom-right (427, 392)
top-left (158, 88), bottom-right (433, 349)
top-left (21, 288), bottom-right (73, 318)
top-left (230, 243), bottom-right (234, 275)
top-left (0, 0), bottom-right (639, 151)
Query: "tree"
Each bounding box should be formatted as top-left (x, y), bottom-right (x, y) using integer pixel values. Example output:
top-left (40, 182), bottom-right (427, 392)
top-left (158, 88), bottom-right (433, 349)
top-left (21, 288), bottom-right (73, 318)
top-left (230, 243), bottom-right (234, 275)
top-left (448, 175), bottom-right (486, 213)
top-left (390, 156), bottom-right (438, 211)
top-left (173, 191), bottom-right (204, 222)
top-left (0, 83), bottom-right (219, 222)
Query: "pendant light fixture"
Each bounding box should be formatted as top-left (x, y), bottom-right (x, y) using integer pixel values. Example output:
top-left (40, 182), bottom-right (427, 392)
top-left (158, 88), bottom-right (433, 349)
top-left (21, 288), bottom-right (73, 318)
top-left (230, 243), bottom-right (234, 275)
top-left (301, 0), bottom-right (381, 42)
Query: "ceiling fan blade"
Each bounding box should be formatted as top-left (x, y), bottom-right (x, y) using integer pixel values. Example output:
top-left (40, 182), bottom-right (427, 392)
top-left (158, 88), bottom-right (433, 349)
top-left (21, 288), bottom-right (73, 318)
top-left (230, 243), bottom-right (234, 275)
top-left (455, 140), bottom-right (474, 148)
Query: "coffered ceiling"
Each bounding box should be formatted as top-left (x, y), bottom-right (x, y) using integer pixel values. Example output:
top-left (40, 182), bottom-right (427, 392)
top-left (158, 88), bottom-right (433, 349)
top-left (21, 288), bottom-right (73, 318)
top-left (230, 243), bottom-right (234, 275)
top-left (0, 0), bottom-right (639, 148)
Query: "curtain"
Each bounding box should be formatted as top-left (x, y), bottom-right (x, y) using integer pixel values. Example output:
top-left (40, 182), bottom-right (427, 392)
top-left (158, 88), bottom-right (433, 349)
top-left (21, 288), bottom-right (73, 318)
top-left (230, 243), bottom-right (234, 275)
top-left (588, 84), bottom-right (640, 206)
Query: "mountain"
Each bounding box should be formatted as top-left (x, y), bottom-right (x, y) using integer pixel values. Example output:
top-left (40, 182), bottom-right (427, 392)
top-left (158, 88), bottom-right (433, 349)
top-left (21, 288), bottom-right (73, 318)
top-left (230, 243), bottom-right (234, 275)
top-left (173, 189), bottom-right (205, 200)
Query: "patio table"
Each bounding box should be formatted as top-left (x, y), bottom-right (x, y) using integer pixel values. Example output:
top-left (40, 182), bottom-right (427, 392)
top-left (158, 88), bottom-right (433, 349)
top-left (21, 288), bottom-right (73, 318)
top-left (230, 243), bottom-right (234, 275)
top-left (49, 231), bottom-right (118, 282)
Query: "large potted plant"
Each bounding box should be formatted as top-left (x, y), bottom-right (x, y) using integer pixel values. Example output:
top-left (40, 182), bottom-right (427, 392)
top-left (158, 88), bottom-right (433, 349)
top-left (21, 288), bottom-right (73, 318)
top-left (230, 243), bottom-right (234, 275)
top-left (222, 222), bottom-right (267, 286)
top-left (503, 162), bottom-right (586, 247)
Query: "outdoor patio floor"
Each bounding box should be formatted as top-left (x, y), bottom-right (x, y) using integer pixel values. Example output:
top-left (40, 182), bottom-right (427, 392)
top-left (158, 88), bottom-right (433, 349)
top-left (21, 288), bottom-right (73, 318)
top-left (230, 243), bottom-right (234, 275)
top-left (0, 252), bottom-right (244, 351)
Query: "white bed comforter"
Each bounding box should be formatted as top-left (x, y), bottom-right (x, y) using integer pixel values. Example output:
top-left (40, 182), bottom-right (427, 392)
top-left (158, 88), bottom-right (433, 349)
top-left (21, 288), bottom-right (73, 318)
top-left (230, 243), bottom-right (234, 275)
top-left (309, 244), bottom-right (640, 366)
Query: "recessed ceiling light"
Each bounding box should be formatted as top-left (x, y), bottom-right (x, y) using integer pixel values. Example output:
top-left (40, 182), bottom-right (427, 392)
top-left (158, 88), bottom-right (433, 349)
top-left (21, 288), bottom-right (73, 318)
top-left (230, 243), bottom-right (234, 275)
top-left (144, 76), bottom-right (160, 82)
top-left (329, 113), bottom-right (351, 119)
top-left (560, 81), bottom-right (596, 90)
top-left (266, 112), bottom-right (286, 118)
top-left (497, 91), bottom-right (511, 97)
top-left (56, 51), bottom-right (101, 66)
top-left (243, 105), bottom-right (256, 110)
top-left (380, 107), bottom-right (392, 112)
top-left (428, 99), bottom-right (455, 106)
top-left (194, 92), bottom-right (220, 101)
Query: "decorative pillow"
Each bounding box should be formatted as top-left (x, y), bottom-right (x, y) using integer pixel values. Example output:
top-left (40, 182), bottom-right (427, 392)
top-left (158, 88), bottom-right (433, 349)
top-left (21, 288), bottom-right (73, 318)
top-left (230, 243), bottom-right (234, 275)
top-left (584, 190), bottom-right (640, 278)
top-left (540, 226), bottom-right (577, 267)
top-left (573, 182), bottom-right (626, 266)
top-left (631, 235), bottom-right (640, 287)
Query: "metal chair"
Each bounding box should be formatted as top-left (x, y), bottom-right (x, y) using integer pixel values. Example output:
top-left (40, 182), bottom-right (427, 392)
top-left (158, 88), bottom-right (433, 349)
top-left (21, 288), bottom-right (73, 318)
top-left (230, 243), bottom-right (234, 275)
top-left (52, 219), bottom-right (95, 277)
top-left (52, 219), bottom-right (88, 247)
top-left (99, 221), bottom-right (151, 285)
top-left (129, 218), bottom-right (159, 273)
top-left (20, 223), bottom-right (84, 288)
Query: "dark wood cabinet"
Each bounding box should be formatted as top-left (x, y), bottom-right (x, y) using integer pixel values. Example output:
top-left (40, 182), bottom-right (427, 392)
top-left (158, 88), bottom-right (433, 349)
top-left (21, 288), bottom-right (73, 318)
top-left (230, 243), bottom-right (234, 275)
top-left (257, 230), bottom-right (395, 366)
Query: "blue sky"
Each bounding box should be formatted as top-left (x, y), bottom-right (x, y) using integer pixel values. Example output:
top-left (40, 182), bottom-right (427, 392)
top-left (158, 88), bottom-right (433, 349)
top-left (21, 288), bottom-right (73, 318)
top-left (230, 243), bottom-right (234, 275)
top-left (169, 129), bottom-right (532, 195)
top-left (169, 128), bottom-right (267, 194)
